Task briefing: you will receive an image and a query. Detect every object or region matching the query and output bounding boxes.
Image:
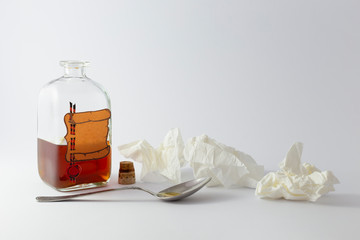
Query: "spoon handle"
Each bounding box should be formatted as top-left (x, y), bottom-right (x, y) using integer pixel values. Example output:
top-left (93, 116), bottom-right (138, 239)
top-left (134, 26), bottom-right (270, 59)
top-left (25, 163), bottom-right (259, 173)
top-left (36, 186), bottom-right (155, 202)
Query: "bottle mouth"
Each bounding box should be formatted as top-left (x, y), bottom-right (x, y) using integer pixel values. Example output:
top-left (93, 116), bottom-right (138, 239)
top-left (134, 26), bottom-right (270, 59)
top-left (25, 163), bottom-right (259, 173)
top-left (60, 60), bottom-right (89, 69)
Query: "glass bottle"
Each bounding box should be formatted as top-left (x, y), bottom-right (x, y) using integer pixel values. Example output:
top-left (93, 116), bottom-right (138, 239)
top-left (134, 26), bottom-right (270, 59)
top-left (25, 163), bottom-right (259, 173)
top-left (38, 61), bottom-right (111, 191)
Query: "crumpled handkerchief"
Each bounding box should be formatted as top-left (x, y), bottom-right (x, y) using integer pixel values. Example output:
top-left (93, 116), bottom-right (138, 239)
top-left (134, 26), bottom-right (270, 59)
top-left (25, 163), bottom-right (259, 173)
top-left (184, 135), bottom-right (264, 188)
top-left (255, 142), bottom-right (340, 202)
top-left (118, 128), bottom-right (185, 183)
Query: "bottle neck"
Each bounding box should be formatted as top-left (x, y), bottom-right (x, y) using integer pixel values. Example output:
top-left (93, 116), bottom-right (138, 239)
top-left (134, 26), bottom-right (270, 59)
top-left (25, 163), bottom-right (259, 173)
top-left (64, 66), bottom-right (86, 78)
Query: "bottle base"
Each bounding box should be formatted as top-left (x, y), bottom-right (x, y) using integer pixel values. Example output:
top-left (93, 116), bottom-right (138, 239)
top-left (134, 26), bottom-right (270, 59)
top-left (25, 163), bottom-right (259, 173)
top-left (55, 180), bottom-right (109, 192)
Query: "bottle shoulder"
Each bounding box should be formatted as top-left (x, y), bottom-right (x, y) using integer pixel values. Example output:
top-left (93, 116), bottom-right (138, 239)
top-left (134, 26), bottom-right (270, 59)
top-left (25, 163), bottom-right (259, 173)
top-left (39, 76), bottom-right (111, 108)
top-left (40, 77), bottom-right (108, 94)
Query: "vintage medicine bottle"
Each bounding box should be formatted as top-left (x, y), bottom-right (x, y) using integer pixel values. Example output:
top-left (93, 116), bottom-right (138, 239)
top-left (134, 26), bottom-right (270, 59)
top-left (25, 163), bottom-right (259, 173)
top-left (38, 61), bottom-right (111, 191)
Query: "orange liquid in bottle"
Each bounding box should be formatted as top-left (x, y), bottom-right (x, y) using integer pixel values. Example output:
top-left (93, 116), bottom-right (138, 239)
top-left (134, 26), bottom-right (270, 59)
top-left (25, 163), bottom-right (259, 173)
top-left (37, 138), bottom-right (111, 190)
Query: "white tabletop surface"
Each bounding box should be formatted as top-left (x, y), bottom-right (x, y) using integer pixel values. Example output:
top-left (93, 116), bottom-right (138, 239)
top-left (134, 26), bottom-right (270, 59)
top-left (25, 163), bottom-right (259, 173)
top-left (1, 152), bottom-right (359, 240)
top-left (1, 0), bottom-right (360, 239)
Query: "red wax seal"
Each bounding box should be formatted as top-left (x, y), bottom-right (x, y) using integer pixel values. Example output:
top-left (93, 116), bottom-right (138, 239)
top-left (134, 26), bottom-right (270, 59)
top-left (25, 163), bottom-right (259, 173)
top-left (67, 164), bottom-right (81, 179)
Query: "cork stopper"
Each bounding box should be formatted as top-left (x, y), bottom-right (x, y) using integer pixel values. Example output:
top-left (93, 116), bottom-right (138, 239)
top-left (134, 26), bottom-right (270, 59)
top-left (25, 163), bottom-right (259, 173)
top-left (118, 161), bottom-right (135, 185)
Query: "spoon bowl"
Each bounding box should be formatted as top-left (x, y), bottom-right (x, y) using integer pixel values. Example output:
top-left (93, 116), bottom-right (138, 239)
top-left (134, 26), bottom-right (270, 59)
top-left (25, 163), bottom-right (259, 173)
top-left (157, 177), bottom-right (212, 201)
top-left (36, 177), bottom-right (212, 202)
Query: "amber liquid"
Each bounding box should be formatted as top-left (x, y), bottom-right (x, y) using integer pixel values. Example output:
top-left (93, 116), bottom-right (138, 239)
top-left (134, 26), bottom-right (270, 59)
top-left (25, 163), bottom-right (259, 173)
top-left (38, 138), bottom-right (111, 190)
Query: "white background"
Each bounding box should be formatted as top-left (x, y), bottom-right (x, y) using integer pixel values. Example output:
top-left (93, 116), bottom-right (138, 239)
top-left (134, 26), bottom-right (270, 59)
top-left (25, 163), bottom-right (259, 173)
top-left (0, 0), bottom-right (359, 239)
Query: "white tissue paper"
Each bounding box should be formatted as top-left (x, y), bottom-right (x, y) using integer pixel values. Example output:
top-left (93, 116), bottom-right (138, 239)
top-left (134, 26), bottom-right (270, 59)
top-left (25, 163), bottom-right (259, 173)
top-left (255, 142), bottom-right (340, 202)
top-left (118, 128), bottom-right (185, 183)
top-left (184, 135), bottom-right (264, 188)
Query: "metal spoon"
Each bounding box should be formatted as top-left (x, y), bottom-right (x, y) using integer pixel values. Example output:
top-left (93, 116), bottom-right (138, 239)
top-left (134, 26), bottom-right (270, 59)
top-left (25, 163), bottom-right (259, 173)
top-left (36, 177), bottom-right (211, 202)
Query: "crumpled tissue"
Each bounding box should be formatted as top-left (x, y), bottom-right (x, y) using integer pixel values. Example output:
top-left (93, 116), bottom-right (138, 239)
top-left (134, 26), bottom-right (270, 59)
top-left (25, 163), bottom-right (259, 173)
top-left (184, 135), bottom-right (264, 188)
top-left (255, 142), bottom-right (340, 202)
top-left (118, 128), bottom-right (185, 183)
